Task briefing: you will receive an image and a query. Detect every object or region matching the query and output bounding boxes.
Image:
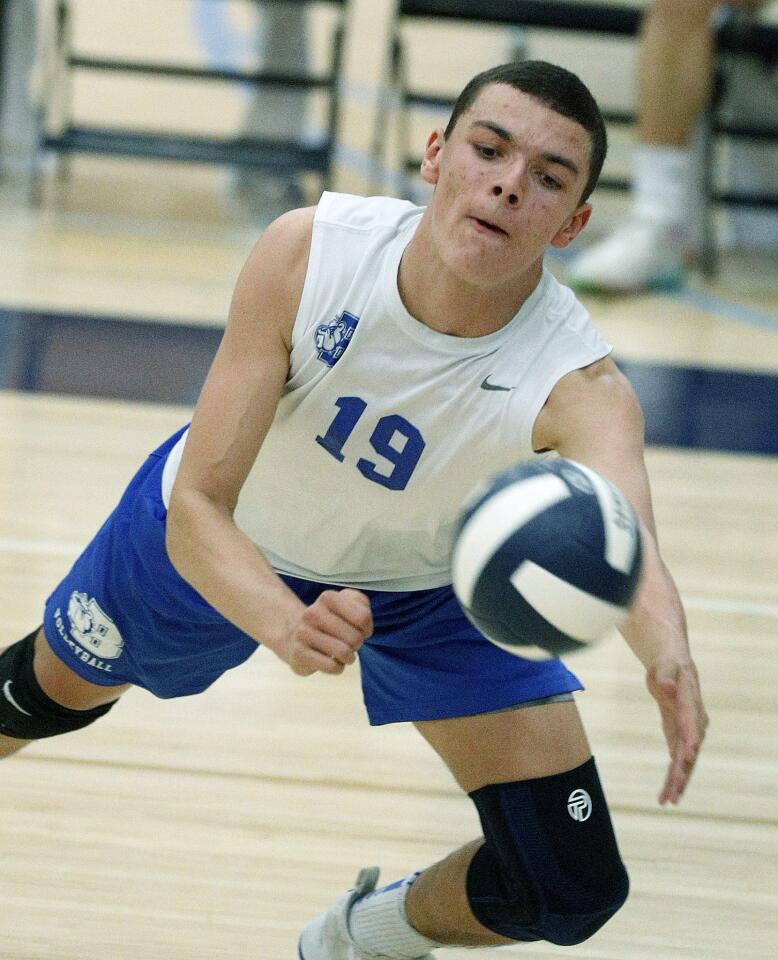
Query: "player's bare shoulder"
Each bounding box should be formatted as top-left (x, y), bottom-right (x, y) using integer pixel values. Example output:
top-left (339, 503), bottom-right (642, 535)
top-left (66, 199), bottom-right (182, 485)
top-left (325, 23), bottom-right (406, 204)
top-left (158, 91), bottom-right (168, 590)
top-left (533, 356), bottom-right (643, 454)
top-left (229, 206), bottom-right (316, 348)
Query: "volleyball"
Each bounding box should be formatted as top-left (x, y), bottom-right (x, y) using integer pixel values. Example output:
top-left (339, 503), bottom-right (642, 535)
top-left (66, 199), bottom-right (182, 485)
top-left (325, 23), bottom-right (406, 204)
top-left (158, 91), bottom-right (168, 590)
top-left (452, 459), bottom-right (643, 659)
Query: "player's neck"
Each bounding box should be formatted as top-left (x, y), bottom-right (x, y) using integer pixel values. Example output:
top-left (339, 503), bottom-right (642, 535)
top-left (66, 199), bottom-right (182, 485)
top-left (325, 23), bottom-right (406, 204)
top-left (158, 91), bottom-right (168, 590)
top-left (398, 230), bottom-right (542, 338)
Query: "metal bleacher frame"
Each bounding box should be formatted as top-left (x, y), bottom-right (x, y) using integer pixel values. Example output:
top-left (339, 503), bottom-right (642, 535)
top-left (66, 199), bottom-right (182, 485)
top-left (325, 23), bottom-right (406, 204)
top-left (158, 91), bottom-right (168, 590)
top-left (381, 0), bottom-right (778, 276)
top-left (0, 3), bottom-right (7, 110)
top-left (39, 0), bottom-right (347, 193)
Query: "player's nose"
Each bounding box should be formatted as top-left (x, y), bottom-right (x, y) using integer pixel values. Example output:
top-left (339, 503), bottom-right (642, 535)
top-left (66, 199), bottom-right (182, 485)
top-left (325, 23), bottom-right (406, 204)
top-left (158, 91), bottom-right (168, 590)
top-left (491, 161), bottom-right (526, 208)
top-left (491, 184), bottom-right (520, 207)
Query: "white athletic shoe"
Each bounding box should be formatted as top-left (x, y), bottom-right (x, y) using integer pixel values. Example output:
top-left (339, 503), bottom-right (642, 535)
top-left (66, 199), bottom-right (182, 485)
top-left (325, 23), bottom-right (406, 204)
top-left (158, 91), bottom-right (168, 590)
top-left (567, 215), bottom-right (689, 293)
top-left (297, 867), bottom-right (433, 960)
top-left (298, 866), bottom-right (379, 960)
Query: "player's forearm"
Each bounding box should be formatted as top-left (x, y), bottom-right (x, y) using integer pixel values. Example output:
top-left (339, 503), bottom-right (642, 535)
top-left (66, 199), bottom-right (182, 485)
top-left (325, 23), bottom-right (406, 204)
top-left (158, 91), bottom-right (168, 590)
top-left (619, 533), bottom-right (689, 670)
top-left (165, 486), bottom-right (304, 655)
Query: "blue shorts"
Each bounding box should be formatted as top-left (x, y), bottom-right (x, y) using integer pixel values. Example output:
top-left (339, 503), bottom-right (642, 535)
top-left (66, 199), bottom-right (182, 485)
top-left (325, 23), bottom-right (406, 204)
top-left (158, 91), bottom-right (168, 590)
top-left (43, 429), bottom-right (582, 725)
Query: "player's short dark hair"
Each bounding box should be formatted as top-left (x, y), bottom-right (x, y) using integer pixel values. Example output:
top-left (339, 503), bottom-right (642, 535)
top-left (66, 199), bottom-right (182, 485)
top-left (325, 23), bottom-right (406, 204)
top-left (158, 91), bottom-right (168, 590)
top-left (444, 61), bottom-right (608, 204)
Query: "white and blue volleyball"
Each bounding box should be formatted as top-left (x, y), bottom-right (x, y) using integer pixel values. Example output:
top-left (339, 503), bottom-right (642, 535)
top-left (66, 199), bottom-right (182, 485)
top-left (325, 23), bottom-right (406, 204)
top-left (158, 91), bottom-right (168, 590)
top-left (452, 459), bottom-right (643, 659)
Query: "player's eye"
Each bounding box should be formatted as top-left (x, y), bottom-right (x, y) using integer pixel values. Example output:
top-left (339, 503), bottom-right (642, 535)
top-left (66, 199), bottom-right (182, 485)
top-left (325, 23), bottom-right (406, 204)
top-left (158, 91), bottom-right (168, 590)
top-left (475, 144), bottom-right (498, 159)
top-left (540, 172), bottom-right (562, 190)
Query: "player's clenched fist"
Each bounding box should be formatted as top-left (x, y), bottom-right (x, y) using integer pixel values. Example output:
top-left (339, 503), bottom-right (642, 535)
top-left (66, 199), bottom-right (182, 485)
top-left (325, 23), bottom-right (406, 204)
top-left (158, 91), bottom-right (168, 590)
top-left (283, 589), bottom-right (373, 676)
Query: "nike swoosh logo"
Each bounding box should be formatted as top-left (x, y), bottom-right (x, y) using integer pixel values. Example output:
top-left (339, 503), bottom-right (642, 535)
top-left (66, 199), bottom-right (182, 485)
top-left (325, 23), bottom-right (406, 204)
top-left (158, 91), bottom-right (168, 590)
top-left (3, 680), bottom-right (32, 716)
top-left (480, 376), bottom-right (514, 392)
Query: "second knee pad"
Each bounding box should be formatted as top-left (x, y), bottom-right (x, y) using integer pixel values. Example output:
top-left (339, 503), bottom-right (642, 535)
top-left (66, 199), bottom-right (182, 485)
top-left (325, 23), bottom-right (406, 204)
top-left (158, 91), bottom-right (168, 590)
top-left (0, 631), bottom-right (118, 740)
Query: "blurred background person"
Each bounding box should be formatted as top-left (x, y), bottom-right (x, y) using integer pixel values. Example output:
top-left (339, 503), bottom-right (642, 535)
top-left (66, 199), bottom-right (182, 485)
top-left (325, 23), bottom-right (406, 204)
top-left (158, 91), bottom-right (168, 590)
top-left (231, 0), bottom-right (310, 222)
top-left (194, 0), bottom-right (311, 223)
top-left (568, 0), bottom-right (771, 293)
top-left (0, 0), bottom-right (39, 184)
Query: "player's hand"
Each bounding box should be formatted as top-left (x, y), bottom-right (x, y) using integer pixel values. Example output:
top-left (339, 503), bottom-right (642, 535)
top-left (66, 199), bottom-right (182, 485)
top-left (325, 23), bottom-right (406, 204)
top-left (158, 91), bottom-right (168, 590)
top-left (283, 589), bottom-right (373, 677)
top-left (645, 651), bottom-right (709, 806)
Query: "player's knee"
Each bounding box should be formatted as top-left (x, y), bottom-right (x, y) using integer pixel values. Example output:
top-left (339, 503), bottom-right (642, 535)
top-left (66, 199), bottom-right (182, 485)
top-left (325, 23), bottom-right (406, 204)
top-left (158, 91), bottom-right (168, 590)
top-left (466, 757), bottom-right (629, 946)
top-left (468, 842), bottom-right (628, 945)
top-left (0, 630), bottom-right (120, 741)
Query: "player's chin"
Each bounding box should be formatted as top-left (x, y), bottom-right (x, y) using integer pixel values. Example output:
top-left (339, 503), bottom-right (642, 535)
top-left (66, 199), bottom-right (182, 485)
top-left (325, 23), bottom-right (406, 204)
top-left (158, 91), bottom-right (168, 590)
top-left (448, 249), bottom-right (517, 287)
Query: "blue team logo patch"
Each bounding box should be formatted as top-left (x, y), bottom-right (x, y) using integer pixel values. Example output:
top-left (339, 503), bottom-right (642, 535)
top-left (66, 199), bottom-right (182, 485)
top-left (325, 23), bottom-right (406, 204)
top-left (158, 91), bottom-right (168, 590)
top-left (315, 311), bottom-right (359, 367)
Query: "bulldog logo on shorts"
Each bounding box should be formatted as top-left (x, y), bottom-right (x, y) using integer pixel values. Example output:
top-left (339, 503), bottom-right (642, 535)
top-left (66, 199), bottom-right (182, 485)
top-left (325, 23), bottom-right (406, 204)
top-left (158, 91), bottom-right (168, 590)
top-left (314, 311), bottom-right (359, 366)
top-left (67, 591), bottom-right (124, 659)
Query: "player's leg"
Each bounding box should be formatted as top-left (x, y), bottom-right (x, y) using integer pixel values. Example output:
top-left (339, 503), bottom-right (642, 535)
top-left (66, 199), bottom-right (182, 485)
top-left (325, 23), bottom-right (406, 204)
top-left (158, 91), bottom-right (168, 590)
top-left (0, 626), bottom-right (129, 758)
top-left (300, 588), bottom-right (627, 960)
top-left (1, 426), bottom-right (263, 759)
top-left (1, 426), bottom-right (227, 759)
top-left (299, 586), bottom-right (627, 958)
top-left (0, 433), bottom-right (188, 758)
top-left (639, 0), bottom-right (723, 147)
top-left (640, 0), bottom-right (764, 143)
top-left (299, 698), bottom-right (626, 958)
top-left (406, 698), bottom-right (619, 947)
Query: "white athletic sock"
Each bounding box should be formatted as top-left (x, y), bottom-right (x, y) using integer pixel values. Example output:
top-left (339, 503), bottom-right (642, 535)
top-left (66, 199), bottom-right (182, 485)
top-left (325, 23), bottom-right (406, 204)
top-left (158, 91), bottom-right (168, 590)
top-left (632, 144), bottom-right (691, 225)
top-left (347, 873), bottom-right (443, 959)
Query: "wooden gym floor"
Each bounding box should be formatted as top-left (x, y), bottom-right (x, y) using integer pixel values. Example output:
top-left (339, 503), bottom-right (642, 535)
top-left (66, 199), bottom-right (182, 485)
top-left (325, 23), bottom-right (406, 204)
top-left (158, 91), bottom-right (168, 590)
top-left (1, 2), bottom-right (776, 958)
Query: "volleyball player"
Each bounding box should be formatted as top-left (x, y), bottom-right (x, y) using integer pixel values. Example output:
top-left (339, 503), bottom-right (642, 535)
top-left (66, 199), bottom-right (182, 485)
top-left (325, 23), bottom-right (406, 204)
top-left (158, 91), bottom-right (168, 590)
top-left (0, 61), bottom-right (707, 958)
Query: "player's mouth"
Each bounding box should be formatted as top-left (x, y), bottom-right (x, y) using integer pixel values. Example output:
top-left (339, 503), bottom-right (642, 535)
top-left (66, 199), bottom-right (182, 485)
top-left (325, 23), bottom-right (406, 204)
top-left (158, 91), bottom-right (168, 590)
top-left (468, 215), bottom-right (509, 238)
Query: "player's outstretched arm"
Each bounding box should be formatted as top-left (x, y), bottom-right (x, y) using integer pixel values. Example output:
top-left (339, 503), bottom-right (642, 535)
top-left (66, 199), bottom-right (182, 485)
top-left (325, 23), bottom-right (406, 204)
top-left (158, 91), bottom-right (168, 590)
top-left (166, 208), bottom-right (372, 675)
top-left (533, 356), bottom-right (709, 805)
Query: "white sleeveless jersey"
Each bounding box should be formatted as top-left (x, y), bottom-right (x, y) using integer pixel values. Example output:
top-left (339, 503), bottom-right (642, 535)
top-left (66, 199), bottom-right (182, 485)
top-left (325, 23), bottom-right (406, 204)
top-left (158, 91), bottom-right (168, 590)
top-left (162, 192), bottom-right (611, 590)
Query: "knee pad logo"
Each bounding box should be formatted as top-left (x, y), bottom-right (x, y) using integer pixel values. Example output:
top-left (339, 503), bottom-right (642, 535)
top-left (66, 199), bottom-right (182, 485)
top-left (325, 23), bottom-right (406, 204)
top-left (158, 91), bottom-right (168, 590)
top-left (67, 591), bottom-right (124, 659)
top-left (567, 788), bottom-right (592, 822)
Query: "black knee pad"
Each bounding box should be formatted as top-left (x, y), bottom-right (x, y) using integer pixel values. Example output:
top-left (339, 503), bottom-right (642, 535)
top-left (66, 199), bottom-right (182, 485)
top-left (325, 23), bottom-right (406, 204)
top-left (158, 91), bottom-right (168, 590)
top-left (0, 630), bottom-right (118, 739)
top-left (466, 757), bottom-right (629, 946)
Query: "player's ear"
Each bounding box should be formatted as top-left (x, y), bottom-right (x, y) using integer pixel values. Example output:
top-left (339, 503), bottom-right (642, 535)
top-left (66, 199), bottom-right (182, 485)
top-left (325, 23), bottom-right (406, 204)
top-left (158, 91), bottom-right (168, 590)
top-left (420, 128), bottom-right (445, 185)
top-left (550, 203), bottom-right (592, 249)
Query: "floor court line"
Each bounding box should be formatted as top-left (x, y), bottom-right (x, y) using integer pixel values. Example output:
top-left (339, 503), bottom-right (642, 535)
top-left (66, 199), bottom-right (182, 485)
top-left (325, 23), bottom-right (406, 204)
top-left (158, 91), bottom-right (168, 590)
top-left (1, 537), bottom-right (776, 619)
top-left (663, 289), bottom-right (778, 333)
top-left (682, 595), bottom-right (778, 618)
top-left (12, 753), bottom-right (778, 829)
top-left (0, 536), bottom-right (84, 558)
